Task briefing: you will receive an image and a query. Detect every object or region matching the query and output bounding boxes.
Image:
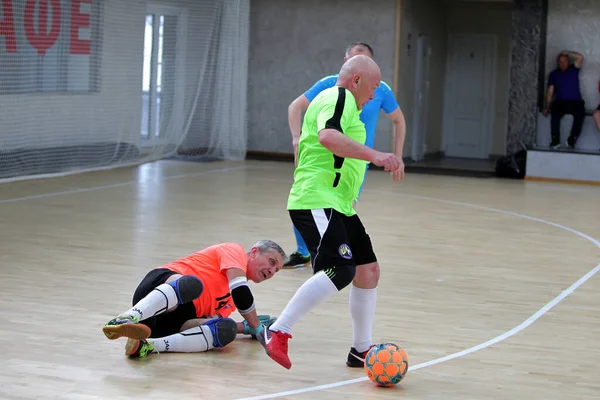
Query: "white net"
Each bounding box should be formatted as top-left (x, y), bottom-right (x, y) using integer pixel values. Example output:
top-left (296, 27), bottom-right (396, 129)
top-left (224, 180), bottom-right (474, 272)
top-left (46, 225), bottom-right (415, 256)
top-left (0, 0), bottom-right (249, 182)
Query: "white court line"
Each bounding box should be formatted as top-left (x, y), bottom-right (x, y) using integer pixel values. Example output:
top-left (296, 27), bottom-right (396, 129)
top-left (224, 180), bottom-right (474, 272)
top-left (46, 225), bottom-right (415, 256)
top-left (234, 186), bottom-right (600, 400)
top-left (0, 165), bottom-right (251, 203)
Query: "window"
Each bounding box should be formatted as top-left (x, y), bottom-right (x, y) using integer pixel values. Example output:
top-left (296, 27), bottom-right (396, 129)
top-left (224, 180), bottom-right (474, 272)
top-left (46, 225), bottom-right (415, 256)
top-left (141, 4), bottom-right (185, 144)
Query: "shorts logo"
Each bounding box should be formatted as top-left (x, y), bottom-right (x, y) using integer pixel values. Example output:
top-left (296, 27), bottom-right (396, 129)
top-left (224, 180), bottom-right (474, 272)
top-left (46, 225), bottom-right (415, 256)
top-left (338, 244), bottom-right (352, 259)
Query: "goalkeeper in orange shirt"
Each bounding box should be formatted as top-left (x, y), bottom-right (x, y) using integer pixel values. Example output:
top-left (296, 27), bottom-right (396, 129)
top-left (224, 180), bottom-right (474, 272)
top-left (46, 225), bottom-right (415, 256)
top-left (102, 240), bottom-right (286, 358)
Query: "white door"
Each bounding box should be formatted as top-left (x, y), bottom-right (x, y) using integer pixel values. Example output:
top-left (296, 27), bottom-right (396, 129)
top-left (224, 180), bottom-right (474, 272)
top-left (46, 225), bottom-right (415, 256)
top-left (141, 5), bottom-right (186, 147)
top-left (411, 35), bottom-right (431, 162)
top-left (442, 34), bottom-right (496, 159)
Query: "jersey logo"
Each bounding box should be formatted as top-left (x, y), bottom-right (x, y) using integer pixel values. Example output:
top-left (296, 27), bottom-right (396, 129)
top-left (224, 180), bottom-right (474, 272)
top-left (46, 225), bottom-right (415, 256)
top-left (215, 293), bottom-right (231, 312)
top-left (339, 244), bottom-right (352, 259)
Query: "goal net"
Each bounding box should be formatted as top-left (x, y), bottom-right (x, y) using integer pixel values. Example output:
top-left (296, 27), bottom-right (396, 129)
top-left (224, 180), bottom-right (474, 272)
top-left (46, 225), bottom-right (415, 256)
top-left (0, 0), bottom-right (249, 182)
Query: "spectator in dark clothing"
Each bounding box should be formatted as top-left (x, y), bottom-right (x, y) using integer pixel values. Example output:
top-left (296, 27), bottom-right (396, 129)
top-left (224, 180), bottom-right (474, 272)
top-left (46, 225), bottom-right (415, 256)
top-left (543, 51), bottom-right (585, 149)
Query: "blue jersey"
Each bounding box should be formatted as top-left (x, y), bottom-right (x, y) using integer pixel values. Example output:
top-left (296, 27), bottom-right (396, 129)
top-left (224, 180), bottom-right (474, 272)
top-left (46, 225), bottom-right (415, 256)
top-left (303, 74), bottom-right (399, 148)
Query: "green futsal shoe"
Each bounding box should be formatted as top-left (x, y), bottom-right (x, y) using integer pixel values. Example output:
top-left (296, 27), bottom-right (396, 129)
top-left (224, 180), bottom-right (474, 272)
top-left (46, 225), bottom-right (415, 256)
top-left (102, 315), bottom-right (151, 340)
top-left (125, 338), bottom-right (156, 359)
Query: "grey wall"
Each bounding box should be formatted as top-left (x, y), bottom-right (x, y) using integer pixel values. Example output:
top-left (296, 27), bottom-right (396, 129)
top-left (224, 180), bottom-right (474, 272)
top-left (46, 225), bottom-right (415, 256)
top-left (246, 0), bottom-right (515, 158)
top-left (507, 0), bottom-right (545, 154)
top-left (247, 0), bottom-right (396, 154)
top-left (248, 0), bottom-right (599, 157)
top-left (546, 0), bottom-right (600, 111)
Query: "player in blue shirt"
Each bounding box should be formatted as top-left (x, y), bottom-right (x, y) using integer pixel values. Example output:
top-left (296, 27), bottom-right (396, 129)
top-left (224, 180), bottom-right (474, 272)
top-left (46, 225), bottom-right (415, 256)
top-left (284, 42), bottom-right (407, 268)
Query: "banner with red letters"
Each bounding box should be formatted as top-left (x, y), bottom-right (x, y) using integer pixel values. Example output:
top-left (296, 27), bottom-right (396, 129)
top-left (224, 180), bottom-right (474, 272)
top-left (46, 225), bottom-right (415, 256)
top-left (0, 0), bottom-right (97, 93)
top-left (0, 0), bottom-right (92, 55)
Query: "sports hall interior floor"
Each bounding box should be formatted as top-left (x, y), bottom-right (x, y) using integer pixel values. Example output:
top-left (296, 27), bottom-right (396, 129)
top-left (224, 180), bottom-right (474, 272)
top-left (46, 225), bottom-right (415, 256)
top-left (1, 159), bottom-right (599, 400)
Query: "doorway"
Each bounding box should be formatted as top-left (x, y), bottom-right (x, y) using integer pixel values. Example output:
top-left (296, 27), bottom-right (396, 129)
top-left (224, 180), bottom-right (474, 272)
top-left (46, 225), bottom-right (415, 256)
top-left (442, 34), bottom-right (497, 159)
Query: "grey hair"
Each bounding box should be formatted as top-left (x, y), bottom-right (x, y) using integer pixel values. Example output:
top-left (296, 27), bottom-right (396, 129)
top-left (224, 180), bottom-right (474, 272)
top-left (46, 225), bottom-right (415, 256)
top-left (252, 240), bottom-right (288, 264)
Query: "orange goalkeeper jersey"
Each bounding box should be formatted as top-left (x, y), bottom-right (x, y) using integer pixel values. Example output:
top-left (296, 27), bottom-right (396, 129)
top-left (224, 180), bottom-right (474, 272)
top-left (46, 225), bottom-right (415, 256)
top-left (160, 243), bottom-right (248, 318)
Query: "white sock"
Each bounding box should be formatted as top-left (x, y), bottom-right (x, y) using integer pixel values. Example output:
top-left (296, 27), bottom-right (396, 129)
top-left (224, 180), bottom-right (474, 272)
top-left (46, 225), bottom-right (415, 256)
top-left (270, 270), bottom-right (339, 334)
top-left (123, 283), bottom-right (178, 322)
top-left (150, 325), bottom-right (214, 353)
top-left (349, 284), bottom-right (377, 353)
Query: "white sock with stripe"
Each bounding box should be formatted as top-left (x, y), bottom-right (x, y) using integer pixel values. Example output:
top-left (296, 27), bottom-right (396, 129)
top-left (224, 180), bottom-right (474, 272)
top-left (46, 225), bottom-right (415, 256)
top-left (349, 284), bottom-right (377, 353)
top-left (150, 325), bottom-right (214, 353)
top-left (123, 283), bottom-right (178, 322)
top-left (269, 270), bottom-right (338, 334)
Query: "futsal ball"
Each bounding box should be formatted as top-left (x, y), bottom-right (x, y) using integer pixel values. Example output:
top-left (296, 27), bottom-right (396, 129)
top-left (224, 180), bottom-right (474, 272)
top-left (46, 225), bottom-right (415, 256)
top-left (364, 343), bottom-right (409, 387)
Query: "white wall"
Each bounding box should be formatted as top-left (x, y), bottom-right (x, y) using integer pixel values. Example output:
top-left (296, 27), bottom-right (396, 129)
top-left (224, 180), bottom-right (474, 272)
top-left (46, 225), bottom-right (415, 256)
top-left (526, 150), bottom-right (600, 182)
top-left (546, 0), bottom-right (600, 111)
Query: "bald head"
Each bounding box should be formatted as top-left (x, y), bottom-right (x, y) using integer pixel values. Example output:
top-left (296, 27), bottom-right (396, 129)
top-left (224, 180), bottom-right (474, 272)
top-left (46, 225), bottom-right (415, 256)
top-left (336, 54), bottom-right (381, 110)
top-left (339, 54), bottom-right (380, 81)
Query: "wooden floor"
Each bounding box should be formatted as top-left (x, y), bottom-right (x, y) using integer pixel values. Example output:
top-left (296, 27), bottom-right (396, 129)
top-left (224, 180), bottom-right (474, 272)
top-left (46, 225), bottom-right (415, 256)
top-left (1, 159), bottom-right (599, 400)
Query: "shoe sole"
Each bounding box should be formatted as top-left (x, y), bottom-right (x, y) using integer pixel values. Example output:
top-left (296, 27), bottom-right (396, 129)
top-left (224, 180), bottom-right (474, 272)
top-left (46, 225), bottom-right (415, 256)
top-left (103, 323), bottom-right (151, 340)
top-left (266, 349), bottom-right (292, 370)
top-left (124, 338), bottom-right (140, 356)
top-left (346, 361), bottom-right (364, 368)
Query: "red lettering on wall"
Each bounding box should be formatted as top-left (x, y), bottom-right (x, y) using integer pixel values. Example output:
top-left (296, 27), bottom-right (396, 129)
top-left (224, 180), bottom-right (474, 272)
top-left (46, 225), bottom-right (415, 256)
top-left (24, 0), bottom-right (62, 55)
top-left (0, 0), bottom-right (93, 55)
top-left (0, 0), bottom-right (17, 52)
top-left (70, 0), bottom-right (90, 55)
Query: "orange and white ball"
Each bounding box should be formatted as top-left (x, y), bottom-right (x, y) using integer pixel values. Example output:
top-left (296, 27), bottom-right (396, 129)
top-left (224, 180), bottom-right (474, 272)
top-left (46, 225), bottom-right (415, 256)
top-left (364, 343), bottom-right (409, 387)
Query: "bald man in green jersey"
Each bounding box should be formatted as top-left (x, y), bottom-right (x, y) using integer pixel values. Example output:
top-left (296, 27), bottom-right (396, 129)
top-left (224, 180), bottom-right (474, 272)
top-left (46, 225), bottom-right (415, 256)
top-left (257, 55), bottom-right (402, 370)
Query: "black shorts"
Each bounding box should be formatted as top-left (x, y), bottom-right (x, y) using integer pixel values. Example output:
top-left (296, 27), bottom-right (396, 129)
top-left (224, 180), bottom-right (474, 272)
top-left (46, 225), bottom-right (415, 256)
top-left (596, 104), bottom-right (600, 112)
top-left (289, 208), bottom-right (377, 273)
top-left (132, 268), bottom-right (198, 338)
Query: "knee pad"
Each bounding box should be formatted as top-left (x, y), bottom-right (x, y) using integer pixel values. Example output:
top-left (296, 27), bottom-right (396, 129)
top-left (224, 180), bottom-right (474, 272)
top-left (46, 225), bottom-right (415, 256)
top-left (324, 264), bottom-right (356, 291)
top-left (203, 318), bottom-right (237, 348)
top-left (168, 275), bottom-right (203, 305)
